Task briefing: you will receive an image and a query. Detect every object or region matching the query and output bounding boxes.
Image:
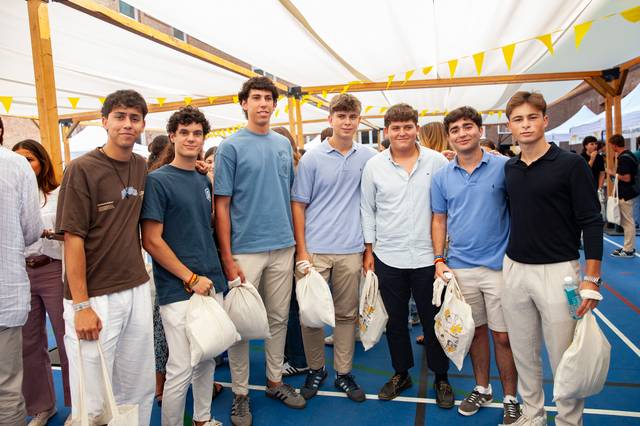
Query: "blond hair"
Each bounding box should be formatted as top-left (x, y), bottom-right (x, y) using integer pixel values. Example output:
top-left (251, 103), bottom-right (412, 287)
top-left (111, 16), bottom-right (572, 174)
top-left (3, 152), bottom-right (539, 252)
top-left (418, 122), bottom-right (450, 153)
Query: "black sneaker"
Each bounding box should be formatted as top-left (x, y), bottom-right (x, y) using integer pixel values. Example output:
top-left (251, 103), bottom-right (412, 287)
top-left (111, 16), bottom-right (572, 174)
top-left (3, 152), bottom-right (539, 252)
top-left (230, 394), bottom-right (252, 426)
top-left (611, 248), bottom-right (636, 258)
top-left (378, 374), bottom-right (412, 400)
top-left (434, 380), bottom-right (455, 409)
top-left (300, 367), bottom-right (327, 400)
top-left (335, 373), bottom-right (366, 402)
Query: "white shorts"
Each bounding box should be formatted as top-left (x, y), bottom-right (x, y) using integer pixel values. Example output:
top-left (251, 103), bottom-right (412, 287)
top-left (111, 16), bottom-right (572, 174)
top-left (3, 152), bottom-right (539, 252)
top-left (451, 267), bottom-right (507, 332)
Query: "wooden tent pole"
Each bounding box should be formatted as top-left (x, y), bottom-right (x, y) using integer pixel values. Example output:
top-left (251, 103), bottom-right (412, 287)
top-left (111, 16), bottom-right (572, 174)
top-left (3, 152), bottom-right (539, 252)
top-left (613, 95), bottom-right (622, 135)
top-left (287, 97), bottom-right (297, 141)
top-left (295, 98), bottom-right (304, 149)
top-left (605, 95), bottom-right (614, 196)
top-left (27, 0), bottom-right (63, 180)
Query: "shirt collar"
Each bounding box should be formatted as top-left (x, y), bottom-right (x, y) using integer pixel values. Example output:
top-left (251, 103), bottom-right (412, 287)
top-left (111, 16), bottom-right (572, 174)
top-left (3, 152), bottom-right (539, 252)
top-left (322, 138), bottom-right (358, 154)
top-left (386, 143), bottom-right (422, 164)
top-left (515, 142), bottom-right (560, 165)
top-left (453, 148), bottom-right (490, 170)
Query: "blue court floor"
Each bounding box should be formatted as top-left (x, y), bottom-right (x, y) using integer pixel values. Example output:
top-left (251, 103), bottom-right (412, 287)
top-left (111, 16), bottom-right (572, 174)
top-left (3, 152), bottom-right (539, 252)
top-left (41, 235), bottom-right (639, 425)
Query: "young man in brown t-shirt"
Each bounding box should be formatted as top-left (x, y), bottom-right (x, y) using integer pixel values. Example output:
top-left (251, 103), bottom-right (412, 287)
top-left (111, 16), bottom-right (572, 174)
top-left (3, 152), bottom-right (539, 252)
top-left (56, 90), bottom-right (154, 424)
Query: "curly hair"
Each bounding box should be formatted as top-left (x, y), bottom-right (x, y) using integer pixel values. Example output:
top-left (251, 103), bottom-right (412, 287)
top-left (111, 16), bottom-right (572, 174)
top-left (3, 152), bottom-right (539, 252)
top-left (166, 106), bottom-right (211, 135)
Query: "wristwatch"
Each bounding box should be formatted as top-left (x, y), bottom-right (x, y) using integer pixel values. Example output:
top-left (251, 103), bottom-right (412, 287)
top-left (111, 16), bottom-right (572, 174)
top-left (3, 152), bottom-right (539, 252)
top-left (582, 275), bottom-right (603, 287)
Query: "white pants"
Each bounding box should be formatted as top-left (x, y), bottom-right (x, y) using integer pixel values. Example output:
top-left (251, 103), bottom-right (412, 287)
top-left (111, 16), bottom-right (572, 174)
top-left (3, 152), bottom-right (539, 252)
top-left (228, 246), bottom-right (294, 395)
top-left (63, 282), bottom-right (155, 426)
top-left (160, 293), bottom-right (222, 426)
top-left (502, 256), bottom-right (584, 426)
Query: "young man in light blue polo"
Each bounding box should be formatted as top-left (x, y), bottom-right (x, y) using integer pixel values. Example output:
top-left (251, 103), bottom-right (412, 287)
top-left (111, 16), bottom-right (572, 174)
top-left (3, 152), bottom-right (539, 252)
top-left (430, 106), bottom-right (521, 425)
top-left (291, 94), bottom-right (375, 402)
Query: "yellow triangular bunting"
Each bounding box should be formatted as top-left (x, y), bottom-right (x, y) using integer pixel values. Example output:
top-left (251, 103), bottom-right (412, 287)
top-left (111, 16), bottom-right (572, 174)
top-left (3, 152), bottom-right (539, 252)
top-left (574, 21), bottom-right (593, 49)
top-left (284, 104), bottom-right (289, 114)
top-left (403, 70), bottom-right (415, 84)
top-left (422, 66), bottom-right (433, 76)
top-left (379, 107), bottom-right (388, 114)
top-left (419, 109), bottom-right (428, 116)
top-left (498, 111), bottom-right (503, 120)
top-left (501, 44), bottom-right (516, 71)
top-left (536, 34), bottom-right (554, 55)
top-left (386, 75), bottom-right (395, 89)
top-left (98, 97), bottom-right (106, 105)
top-left (0, 96), bottom-right (12, 112)
top-left (184, 97), bottom-right (192, 106)
top-left (232, 95), bottom-right (239, 104)
top-left (68, 97), bottom-right (80, 109)
top-left (316, 101), bottom-right (323, 108)
top-left (208, 97), bottom-right (217, 105)
top-left (275, 109), bottom-right (280, 118)
top-left (364, 106), bottom-right (373, 114)
top-left (322, 90), bottom-right (328, 99)
top-left (472, 52), bottom-right (484, 76)
top-left (620, 6), bottom-right (640, 23)
top-left (156, 97), bottom-right (166, 106)
top-left (340, 85), bottom-right (350, 94)
top-left (447, 60), bottom-right (458, 78)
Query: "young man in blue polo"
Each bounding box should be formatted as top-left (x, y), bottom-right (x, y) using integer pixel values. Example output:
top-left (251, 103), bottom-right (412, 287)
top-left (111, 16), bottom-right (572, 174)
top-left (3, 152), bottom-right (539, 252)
top-left (431, 106), bottom-right (521, 424)
top-left (291, 93), bottom-right (375, 402)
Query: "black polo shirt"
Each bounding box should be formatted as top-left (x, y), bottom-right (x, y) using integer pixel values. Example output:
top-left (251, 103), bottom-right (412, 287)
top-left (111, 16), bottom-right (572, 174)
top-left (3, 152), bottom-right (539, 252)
top-left (616, 150), bottom-right (639, 201)
top-left (505, 143), bottom-right (603, 264)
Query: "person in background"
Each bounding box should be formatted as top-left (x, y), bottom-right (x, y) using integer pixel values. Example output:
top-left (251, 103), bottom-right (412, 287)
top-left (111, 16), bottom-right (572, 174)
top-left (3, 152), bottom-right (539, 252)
top-left (320, 127), bottom-right (333, 142)
top-left (634, 136), bottom-right (640, 227)
top-left (580, 136), bottom-right (605, 190)
top-left (607, 134), bottom-right (638, 257)
top-left (379, 138), bottom-right (390, 151)
top-left (418, 122), bottom-right (456, 160)
top-left (204, 146), bottom-right (218, 182)
top-left (148, 135), bottom-right (169, 168)
top-left (479, 138), bottom-right (497, 152)
top-left (12, 140), bottom-right (71, 426)
top-left (0, 141), bottom-right (44, 425)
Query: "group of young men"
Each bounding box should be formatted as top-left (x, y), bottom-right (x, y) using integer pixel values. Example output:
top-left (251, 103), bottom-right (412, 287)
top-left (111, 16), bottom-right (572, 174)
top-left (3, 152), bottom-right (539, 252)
top-left (1, 75), bottom-right (609, 426)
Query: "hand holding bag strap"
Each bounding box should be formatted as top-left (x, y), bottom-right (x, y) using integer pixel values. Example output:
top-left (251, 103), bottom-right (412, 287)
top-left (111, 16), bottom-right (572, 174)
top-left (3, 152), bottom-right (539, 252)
top-left (76, 341), bottom-right (90, 426)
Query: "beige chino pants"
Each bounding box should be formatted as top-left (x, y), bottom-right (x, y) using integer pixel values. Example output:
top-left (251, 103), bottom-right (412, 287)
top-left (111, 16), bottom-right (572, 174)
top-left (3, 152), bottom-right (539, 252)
top-left (297, 253), bottom-right (362, 374)
top-left (619, 198), bottom-right (636, 252)
top-left (228, 246), bottom-right (295, 395)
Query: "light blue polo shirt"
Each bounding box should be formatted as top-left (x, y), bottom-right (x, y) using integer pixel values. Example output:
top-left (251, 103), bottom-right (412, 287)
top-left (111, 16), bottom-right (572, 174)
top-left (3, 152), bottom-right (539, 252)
top-left (430, 150), bottom-right (509, 270)
top-left (214, 128), bottom-right (295, 254)
top-left (291, 140), bottom-right (375, 254)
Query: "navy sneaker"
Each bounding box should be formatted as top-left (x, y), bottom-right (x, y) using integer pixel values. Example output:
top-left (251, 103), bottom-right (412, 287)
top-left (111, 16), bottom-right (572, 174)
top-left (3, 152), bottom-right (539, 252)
top-left (300, 367), bottom-right (327, 400)
top-left (335, 373), bottom-right (366, 402)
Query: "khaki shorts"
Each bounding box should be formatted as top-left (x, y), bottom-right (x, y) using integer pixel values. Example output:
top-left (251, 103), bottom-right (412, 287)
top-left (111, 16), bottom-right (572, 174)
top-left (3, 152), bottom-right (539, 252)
top-left (451, 266), bottom-right (507, 332)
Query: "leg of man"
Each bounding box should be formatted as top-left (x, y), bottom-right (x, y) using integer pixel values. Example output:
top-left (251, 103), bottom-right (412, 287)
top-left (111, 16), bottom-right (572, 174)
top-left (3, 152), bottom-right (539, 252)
top-left (229, 252), bottom-right (268, 395)
top-left (534, 261), bottom-right (584, 426)
top-left (619, 199), bottom-right (636, 252)
top-left (502, 256), bottom-right (546, 421)
top-left (409, 265), bottom-right (449, 376)
top-left (284, 277), bottom-right (308, 370)
top-left (633, 196), bottom-right (640, 228)
top-left (261, 247), bottom-right (295, 385)
top-left (0, 326), bottom-right (26, 425)
top-left (299, 254), bottom-right (333, 371)
top-left (374, 255), bottom-right (413, 373)
top-left (21, 273), bottom-right (55, 416)
top-left (330, 253), bottom-right (361, 375)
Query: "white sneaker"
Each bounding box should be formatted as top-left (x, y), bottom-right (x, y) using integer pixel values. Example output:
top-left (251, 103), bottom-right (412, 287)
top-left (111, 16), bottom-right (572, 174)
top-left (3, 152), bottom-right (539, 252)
top-left (28, 408), bottom-right (57, 426)
top-left (193, 419), bottom-right (223, 426)
top-left (63, 414), bottom-right (73, 426)
top-left (507, 415), bottom-right (547, 426)
top-left (324, 334), bottom-right (334, 346)
top-left (282, 361), bottom-right (309, 377)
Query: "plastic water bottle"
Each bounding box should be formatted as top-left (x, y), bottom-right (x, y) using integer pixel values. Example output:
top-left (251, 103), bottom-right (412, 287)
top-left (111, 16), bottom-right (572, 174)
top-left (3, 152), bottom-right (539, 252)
top-left (563, 276), bottom-right (582, 320)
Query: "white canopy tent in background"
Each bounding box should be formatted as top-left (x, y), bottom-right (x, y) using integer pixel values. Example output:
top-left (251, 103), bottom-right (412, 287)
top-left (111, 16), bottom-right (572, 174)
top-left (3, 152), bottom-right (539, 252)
top-left (545, 105), bottom-right (597, 143)
top-left (67, 126), bottom-right (149, 159)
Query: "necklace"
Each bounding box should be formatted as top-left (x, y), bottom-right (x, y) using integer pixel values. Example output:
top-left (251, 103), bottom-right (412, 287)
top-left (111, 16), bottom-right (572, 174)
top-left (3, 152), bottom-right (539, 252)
top-left (99, 146), bottom-right (133, 199)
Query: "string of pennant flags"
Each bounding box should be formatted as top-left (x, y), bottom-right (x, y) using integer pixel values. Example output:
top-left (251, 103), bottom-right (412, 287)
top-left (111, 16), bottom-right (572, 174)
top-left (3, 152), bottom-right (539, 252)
top-left (1, 5), bottom-right (638, 118)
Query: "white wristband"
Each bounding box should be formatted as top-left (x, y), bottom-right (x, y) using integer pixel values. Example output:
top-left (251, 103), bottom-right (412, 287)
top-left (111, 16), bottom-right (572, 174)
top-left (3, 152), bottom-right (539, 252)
top-left (72, 301), bottom-right (91, 312)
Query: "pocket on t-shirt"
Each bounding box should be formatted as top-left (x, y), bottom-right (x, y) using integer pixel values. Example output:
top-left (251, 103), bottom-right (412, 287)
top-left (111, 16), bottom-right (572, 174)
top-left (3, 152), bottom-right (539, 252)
top-left (96, 199), bottom-right (118, 213)
top-left (277, 151), bottom-right (290, 179)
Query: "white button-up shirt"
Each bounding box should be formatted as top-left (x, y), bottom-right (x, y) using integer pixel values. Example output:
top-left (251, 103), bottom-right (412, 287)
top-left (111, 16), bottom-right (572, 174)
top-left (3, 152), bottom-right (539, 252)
top-left (360, 145), bottom-right (448, 269)
top-left (25, 187), bottom-right (62, 260)
top-left (0, 147), bottom-right (43, 327)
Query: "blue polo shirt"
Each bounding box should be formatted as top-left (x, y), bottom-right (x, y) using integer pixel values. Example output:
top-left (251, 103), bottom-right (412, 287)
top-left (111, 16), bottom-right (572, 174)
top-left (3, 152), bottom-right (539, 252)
top-left (291, 140), bottom-right (375, 254)
top-left (430, 151), bottom-right (509, 270)
top-left (214, 128), bottom-right (295, 254)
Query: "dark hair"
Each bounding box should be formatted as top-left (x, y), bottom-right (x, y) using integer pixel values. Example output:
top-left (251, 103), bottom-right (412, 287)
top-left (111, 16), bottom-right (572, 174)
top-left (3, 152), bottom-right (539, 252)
top-left (147, 135), bottom-right (169, 168)
top-left (381, 138), bottom-right (390, 149)
top-left (384, 103), bottom-right (418, 128)
top-left (320, 127), bottom-right (333, 141)
top-left (101, 89), bottom-right (148, 118)
top-left (479, 139), bottom-right (497, 151)
top-left (0, 116), bottom-right (4, 145)
top-left (444, 106), bottom-right (483, 132)
top-left (506, 91), bottom-right (546, 118)
top-left (150, 142), bottom-right (174, 172)
top-left (12, 139), bottom-right (58, 201)
top-left (204, 146), bottom-right (217, 160)
top-left (272, 126), bottom-right (300, 166)
top-left (166, 106), bottom-right (211, 135)
top-left (238, 77), bottom-right (279, 118)
top-left (329, 94), bottom-right (361, 115)
top-left (608, 134), bottom-right (625, 148)
top-left (581, 135), bottom-right (599, 153)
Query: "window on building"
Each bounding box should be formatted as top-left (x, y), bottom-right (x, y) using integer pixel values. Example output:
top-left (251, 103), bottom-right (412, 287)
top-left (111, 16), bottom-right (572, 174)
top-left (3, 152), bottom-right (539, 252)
top-left (118, 1), bottom-right (137, 19)
top-left (173, 28), bottom-right (186, 41)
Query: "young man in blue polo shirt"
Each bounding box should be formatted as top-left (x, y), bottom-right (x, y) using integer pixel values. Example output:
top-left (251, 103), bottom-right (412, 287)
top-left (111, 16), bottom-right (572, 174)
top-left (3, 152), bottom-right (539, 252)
top-left (141, 106), bottom-right (226, 426)
top-left (215, 77), bottom-right (306, 426)
top-left (291, 94), bottom-right (375, 402)
top-left (431, 107), bottom-right (521, 424)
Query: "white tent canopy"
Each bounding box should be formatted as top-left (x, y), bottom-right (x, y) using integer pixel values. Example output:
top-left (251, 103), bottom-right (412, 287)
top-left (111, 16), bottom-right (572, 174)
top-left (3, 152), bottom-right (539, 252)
top-left (545, 105), bottom-right (597, 143)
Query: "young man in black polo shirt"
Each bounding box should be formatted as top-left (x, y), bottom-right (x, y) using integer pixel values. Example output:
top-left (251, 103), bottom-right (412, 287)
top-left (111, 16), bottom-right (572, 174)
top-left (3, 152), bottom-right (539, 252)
top-left (502, 92), bottom-right (603, 426)
top-left (606, 133), bottom-right (638, 257)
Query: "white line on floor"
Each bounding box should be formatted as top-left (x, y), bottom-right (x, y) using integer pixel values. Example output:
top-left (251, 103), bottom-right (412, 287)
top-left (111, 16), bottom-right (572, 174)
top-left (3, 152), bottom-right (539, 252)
top-left (603, 236), bottom-right (640, 257)
top-left (216, 382), bottom-right (640, 418)
top-left (593, 308), bottom-right (640, 358)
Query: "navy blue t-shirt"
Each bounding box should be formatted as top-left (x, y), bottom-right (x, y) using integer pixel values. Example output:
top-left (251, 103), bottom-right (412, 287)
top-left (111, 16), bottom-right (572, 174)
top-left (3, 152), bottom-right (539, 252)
top-left (141, 165), bottom-right (226, 305)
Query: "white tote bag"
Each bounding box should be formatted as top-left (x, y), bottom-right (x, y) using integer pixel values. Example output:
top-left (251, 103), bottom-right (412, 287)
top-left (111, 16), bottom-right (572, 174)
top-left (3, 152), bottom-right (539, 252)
top-left (553, 310), bottom-right (611, 401)
top-left (358, 270), bottom-right (388, 351)
top-left (224, 278), bottom-right (270, 340)
top-left (606, 176), bottom-right (621, 225)
top-left (296, 262), bottom-right (335, 328)
top-left (73, 341), bottom-right (138, 426)
top-left (433, 276), bottom-right (475, 371)
top-left (186, 292), bottom-right (241, 367)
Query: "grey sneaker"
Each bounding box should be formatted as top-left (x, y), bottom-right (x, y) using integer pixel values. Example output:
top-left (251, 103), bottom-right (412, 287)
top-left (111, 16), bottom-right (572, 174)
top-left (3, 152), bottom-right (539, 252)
top-left (458, 387), bottom-right (493, 416)
top-left (230, 394), bottom-right (252, 426)
top-left (265, 383), bottom-right (307, 409)
top-left (502, 399), bottom-right (523, 425)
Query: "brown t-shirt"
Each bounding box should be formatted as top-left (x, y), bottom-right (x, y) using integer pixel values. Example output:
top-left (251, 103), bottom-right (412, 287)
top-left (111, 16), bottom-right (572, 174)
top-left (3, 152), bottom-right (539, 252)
top-left (56, 148), bottom-right (149, 299)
